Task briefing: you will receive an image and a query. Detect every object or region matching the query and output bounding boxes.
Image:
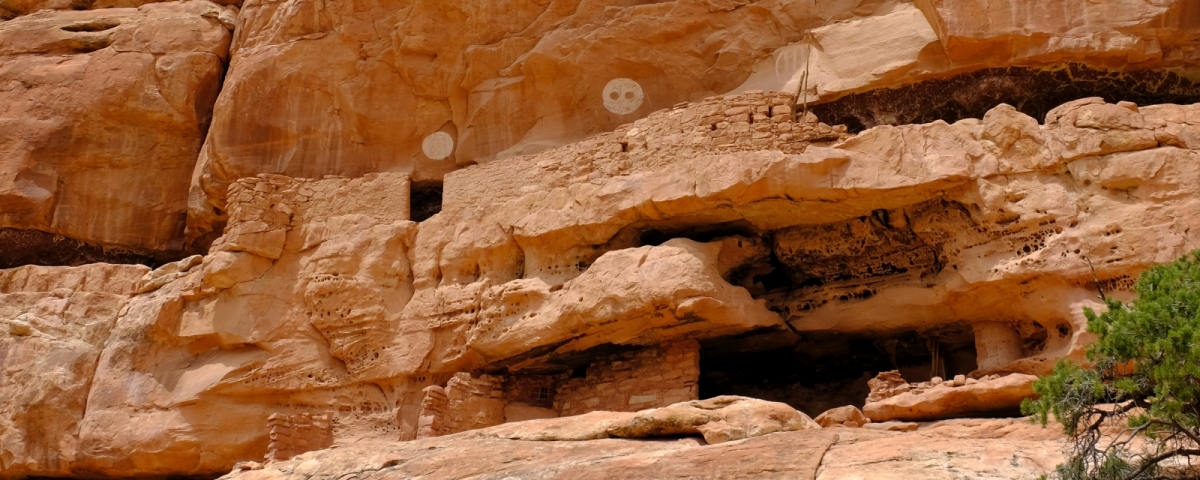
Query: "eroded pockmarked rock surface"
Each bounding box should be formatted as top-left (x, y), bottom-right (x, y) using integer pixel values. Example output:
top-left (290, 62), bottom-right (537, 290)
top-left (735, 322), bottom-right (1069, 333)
top-left (0, 264), bottom-right (148, 477)
top-left (0, 2), bottom-right (234, 265)
top-left (15, 94), bottom-right (1200, 477)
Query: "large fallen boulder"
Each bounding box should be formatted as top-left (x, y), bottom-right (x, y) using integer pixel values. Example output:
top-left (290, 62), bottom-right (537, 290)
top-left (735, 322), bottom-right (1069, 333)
top-left (863, 372), bottom-right (1038, 422)
top-left (480, 395), bottom-right (819, 445)
top-left (815, 405), bottom-right (870, 428)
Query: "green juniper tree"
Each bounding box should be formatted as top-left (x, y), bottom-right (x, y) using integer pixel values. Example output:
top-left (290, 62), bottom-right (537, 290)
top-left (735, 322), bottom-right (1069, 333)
top-left (1024, 250), bottom-right (1200, 480)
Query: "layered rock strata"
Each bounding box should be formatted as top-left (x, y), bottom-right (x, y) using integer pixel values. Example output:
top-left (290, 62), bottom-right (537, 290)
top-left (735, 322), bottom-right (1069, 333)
top-left (740, 1), bottom-right (1200, 102)
top-left (185, 0), bottom-right (1200, 251)
top-left (4, 93), bottom-right (1200, 476)
top-left (183, 0), bottom-right (904, 248)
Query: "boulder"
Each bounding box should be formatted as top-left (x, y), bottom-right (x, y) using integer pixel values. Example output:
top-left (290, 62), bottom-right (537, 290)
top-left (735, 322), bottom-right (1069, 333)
top-left (863, 374), bottom-right (1039, 422)
top-left (0, 2), bottom-right (234, 264)
top-left (482, 396), bottom-right (819, 445)
top-left (815, 405), bottom-right (870, 428)
top-left (0, 264), bottom-right (148, 478)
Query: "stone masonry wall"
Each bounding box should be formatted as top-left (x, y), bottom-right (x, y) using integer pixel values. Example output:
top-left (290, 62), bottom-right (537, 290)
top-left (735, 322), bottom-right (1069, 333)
top-left (416, 373), bottom-right (505, 439)
top-left (211, 172), bottom-right (412, 260)
top-left (266, 413), bottom-right (333, 462)
top-left (555, 340), bottom-right (700, 417)
top-left (444, 90), bottom-right (848, 211)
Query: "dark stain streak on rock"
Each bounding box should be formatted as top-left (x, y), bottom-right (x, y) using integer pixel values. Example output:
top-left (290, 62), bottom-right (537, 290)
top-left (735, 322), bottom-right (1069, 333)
top-left (0, 228), bottom-right (178, 269)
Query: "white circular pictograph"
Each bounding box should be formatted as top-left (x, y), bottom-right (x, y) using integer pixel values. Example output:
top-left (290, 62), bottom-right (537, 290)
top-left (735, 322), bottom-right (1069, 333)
top-left (602, 78), bottom-right (644, 115)
top-left (422, 132), bottom-right (455, 160)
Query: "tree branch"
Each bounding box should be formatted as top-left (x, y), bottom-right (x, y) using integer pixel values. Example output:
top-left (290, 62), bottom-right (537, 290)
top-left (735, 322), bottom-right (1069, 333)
top-left (1123, 448), bottom-right (1200, 480)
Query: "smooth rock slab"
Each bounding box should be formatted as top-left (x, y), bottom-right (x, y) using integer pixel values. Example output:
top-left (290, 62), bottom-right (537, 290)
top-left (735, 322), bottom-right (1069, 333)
top-left (863, 374), bottom-right (1038, 422)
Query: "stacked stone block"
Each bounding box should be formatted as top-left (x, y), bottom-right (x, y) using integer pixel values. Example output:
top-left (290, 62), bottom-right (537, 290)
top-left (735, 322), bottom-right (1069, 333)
top-left (504, 374), bottom-right (560, 409)
top-left (866, 370), bottom-right (1007, 403)
top-left (265, 413), bottom-right (333, 462)
top-left (212, 172), bottom-right (412, 259)
top-left (445, 90), bottom-right (849, 211)
top-left (554, 340), bottom-right (700, 417)
top-left (415, 373), bottom-right (505, 438)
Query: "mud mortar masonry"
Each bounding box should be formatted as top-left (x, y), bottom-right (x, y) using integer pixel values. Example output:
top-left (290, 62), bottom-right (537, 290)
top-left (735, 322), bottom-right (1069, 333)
top-left (2, 0), bottom-right (1200, 478)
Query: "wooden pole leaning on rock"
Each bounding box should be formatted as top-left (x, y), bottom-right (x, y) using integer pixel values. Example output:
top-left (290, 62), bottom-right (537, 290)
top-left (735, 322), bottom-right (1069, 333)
top-left (792, 31), bottom-right (813, 123)
top-left (1084, 256), bottom-right (1108, 302)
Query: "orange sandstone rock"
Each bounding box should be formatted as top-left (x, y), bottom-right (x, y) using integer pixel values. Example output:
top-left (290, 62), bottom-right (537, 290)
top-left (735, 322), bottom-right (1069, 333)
top-left (0, 2), bottom-right (234, 261)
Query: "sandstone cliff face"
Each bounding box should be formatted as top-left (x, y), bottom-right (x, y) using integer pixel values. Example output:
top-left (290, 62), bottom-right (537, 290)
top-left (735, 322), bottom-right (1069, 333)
top-left (0, 2), bottom-right (234, 266)
top-left (0, 264), bottom-right (147, 477)
top-left (184, 0), bottom-right (1200, 250)
top-left (34, 95), bottom-right (1199, 477)
top-left (2, 0), bottom-right (1200, 478)
top-left (742, 0), bottom-right (1200, 97)
top-left (183, 0), bottom-right (908, 248)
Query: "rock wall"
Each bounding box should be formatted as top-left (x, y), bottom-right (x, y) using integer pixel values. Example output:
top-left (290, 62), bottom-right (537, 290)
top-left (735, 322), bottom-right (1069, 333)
top-left (4, 0), bottom-right (1197, 261)
top-left (2, 0), bottom-right (1200, 478)
top-left (265, 413), bottom-right (332, 463)
top-left (1, 93), bottom-right (1189, 476)
top-left (415, 373), bottom-right (505, 439)
top-left (556, 341), bottom-right (700, 417)
top-left (413, 341), bottom-right (699, 441)
top-left (0, 264), bottom-right (148, 477)
top-left (0, 2), bottom-right (234, 265)
top-left (182, 0), bottom-right (898, 249)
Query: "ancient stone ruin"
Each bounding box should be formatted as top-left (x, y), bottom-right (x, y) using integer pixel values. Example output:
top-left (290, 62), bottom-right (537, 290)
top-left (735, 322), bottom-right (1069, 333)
top-left (2, 0), bottom-right (1200, 478)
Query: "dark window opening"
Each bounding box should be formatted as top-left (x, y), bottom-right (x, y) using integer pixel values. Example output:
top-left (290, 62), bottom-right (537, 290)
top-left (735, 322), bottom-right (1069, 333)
top-left (410, 181), bottom-right (443, 222)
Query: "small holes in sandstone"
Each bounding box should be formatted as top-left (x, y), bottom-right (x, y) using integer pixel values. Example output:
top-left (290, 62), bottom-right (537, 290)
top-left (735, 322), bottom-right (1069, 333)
top-left (1057, 323), bottom-right (1071, 338)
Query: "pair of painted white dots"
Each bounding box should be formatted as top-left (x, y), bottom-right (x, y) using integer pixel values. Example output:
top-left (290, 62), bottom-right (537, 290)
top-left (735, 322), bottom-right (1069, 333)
top-left (422, 78), bottom-right (645, 160)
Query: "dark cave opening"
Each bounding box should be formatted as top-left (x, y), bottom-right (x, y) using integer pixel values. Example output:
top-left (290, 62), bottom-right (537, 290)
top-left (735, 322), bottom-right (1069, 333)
top-left (699, 327), bottom-right (977, 417)
top-left (410, 181), bottom-right (443, 222)
top-left (811, 64), bottom-right (1200, 133)
top-left (635, 220), bottom-right (761, 247)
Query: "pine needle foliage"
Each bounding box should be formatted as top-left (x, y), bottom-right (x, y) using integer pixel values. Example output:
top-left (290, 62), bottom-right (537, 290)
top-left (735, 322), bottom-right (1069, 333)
top-left (1023, 250), bottom-right (1200, 480)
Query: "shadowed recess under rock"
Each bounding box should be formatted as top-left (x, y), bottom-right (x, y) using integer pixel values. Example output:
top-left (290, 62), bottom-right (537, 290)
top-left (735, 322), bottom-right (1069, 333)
top-left (698, 328), bottom-right (977, 417)
top-left (812, 64), bottom-right (1200, 132)
top-left (0, 228), bottom-right (180, 269)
